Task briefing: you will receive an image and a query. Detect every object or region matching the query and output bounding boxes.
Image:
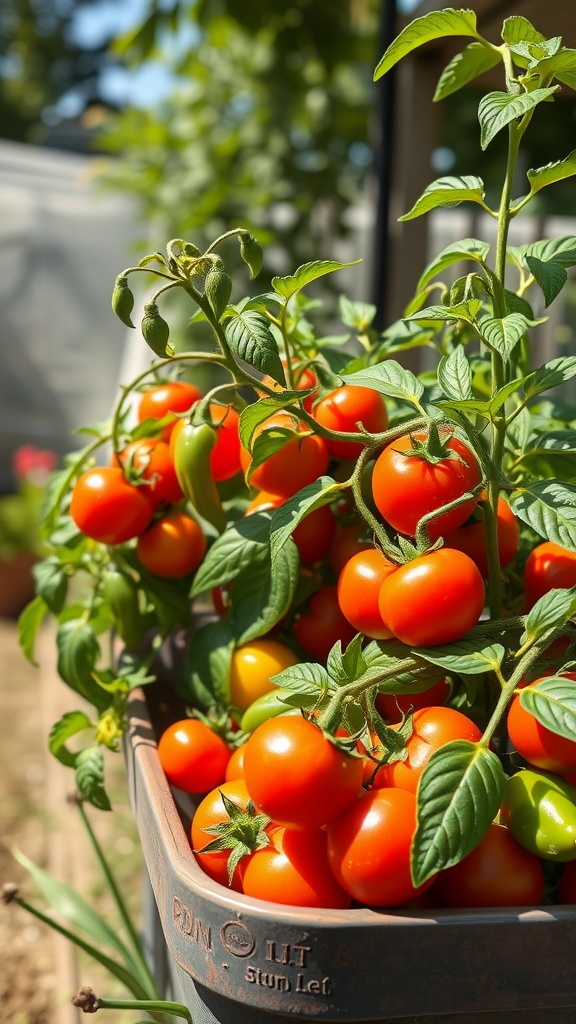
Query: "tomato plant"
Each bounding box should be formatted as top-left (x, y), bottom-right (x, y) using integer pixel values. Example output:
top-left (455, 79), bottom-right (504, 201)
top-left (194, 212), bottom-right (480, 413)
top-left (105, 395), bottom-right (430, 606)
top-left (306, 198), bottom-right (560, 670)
top-left (70, 466), bottom-right (155, 545)
top-left (138, 381), bottom-right (202, 439)
top-left (373, 706), bottom-right (482, 793)
top-left (242, 716), bottom-right (363, 830)
top-left (240, 411), bottom-right (330, 497)
top-left (375, 678), bottom-right (450, 724)
top-left (114, 437), bottom-right (183, 507)
top-left (507, 674), bottom-right (576, 776)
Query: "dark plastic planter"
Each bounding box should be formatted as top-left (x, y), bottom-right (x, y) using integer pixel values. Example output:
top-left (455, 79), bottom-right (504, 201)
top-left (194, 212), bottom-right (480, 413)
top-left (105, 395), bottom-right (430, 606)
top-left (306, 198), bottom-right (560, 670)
top-left (125, 686), bottom-right (576, 1024)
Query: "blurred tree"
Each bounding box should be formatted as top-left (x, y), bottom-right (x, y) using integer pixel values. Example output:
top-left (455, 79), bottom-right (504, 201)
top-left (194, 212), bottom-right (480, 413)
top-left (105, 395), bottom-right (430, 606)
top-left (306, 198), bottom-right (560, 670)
top-left (98, 0), bottom-right (382, 273)
top-left (0, 0), bottom-right (118, 144)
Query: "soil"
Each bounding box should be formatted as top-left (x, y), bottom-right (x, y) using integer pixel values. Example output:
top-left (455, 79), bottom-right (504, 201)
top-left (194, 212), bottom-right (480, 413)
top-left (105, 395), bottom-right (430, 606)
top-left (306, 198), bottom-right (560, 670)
top-left (0, 617), bottom-right (144, 1024)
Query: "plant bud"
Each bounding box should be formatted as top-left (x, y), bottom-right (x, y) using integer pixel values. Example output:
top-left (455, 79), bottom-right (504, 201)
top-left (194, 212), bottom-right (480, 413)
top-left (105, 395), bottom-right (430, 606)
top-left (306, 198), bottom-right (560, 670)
top-left (111, 274), bottom-right (135, 328)
top-left (239, 232), bottom-right (263, 279)
top-left (141, 302), bottom-right (173, 357)
top-left (205, 264), bottom-right (232, 320)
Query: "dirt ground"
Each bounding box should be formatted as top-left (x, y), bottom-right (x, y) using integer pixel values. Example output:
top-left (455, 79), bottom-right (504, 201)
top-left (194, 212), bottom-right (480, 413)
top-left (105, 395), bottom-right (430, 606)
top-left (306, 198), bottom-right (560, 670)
top-left (0, 617), bottom-right (144, 1024)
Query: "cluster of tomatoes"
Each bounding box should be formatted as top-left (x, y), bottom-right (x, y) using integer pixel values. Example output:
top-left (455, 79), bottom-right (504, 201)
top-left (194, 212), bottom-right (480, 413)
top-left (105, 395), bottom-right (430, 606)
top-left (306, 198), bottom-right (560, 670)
top-left (67, 370), bottom-right (576, 911)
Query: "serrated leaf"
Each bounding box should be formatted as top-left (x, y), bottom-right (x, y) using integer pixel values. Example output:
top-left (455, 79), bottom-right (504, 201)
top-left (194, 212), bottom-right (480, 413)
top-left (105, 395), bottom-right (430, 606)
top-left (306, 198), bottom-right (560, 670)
top-left (271, 660), bottom-right (333, 698)
top-left (271, 260), bottom-right (361, 301)
top-left (416, 238), bottom-right (490, 292)
top-left (478, 313), bottom-right (534, 358)
top-left (525, 356), bottom-right (576, 398)
top-left (411, 741), bottom-right (506, 886)
top-left (231, 540), bottom-right (300, 645)
top-left (501, 16), bottom-right (545, 47)
top-left (434, 41), bottom-right (501, 100)
top-left (511, 481), bottom-right (576, 550)
top-left (527, 150), bottom-right (576, 197)
top-left (437, 348), bottom-right (473, 400)
top-left (399, 176), bottom-right (486, 221)
top-left (520, 676), bottom-right (576, 743)
top-left (374, 8), bottom-right (480, 81)
top-left (190, 512), bottom-right (272, 597)
top-left (75, 746), bottom-right (111, 811)
top-left (341, 359), bottom-right (424, 406)
top-left (521, 586), bottom-right (576, 647)
top-left (224, 311), bottom-right (284, 382)
top-left (56, 620), bottom-right (106, 709)
top-left (269, 477), bottom-right (338, 560)
top-left (525, 256), bottom-right (567, 307)
top-left (412, 639), bottom-right (505, 675)
top-left (183, 616), bottom-right (235, 708)
top-left (18, 594), bottom-right (48, 665)
top-left (238, 392), bottom-right (304, 450)
top-left (404, 299), bottom-right (482, 324)
top-left (478, 88), bottom-right (558, 150)
top-left (48, 710), bottom-right (94, 768)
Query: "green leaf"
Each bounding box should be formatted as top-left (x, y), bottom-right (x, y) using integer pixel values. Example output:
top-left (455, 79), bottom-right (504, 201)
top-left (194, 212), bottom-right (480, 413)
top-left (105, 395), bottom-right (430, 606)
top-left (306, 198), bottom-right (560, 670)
top-left (339, 295), bottom-right (376, 331)
top-left (374, 8), bottom-right (480, 81)
top-left (437, 347), bottom-right (473, 401)
top-left (501, 16), bottom-right (544, 47)
top-left (526, 150), bottom-right (576, 197)
top-left (231, 540), bottom-right (300, 645)
top-left (183, 616), bottom-right (235, 709)
top-left (434, 397), bottom-right (491, 419)
top-left (520, 676), bottom-right (576, 743)
top-left (271, 259), bottom-right (361, 301)
top-left (525, 256), bottom-right (567, 306)
top-left (74, 746), bottom-right (111, 811)
top-left (399, 176), bottom-right (486, 221)
top-left (521, 587), bottom-right (576, 647)
top-left (416, 238), bottom-right (490, 292)
top-left (271, 660), bottom-right (333, 698)
top-left (478, 88), bottom-right (558, 150)
top-left (511, 481), bottom-right (576, 549)
top-left (434, 41), bottom-right (501, 101)
top-left (488, 375), bottom-right (532, 416)
top-left (404, 299), bottom-right (482, 324)
top-left (269, 477), bottom-right (339, 560)
top-left (18, 595), bottom-right (48, 665)
top-left (190, 512), bottom-right (272, 597)
top-left (551, 49), bottom-right (576, 91)
top-left (238, 392), bottom-right (304, 450)
top-left (412, 639), bottom-right (505, 675)
top-left (48, 710), bottom-right (94, 768)
top-left (477, 313), bottom-right (536, 358)
top-left (525, 356), bottom-right (576, 398)
top-left (341, 359), bottom-right (424, 406)
top-left (224, 311), bottom-right (284, 382)
top-left (411, 741), bottom-right (506, 886)
top-left (525, 236), bottom-right (576, 264)
top-left (32, 557), bottom-right (68, 614)
top-left (11, 847), bottom-right (139, 964)
top-left (56, 620), bottom-right (106, 709)
top-left (247, 421), bottom-right (302, 481)
top-left (530, 429), bottom-right (576, 453)
top-left (519, 431), bottom-right (576, 483)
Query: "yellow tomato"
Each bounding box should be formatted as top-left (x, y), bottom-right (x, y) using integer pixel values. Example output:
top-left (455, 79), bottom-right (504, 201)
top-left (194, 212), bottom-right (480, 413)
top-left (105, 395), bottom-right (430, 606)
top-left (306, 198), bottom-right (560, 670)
top-left (229, 639), bottom-right (299, 712)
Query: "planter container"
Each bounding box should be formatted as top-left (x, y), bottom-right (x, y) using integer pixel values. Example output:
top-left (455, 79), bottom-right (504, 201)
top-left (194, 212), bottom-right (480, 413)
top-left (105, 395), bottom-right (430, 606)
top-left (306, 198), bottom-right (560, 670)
top-left (126, 685), bottom-right (576, 1024)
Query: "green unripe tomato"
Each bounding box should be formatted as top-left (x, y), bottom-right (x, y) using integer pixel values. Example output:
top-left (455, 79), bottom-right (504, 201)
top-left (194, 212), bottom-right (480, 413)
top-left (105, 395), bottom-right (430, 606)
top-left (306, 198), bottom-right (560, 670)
top-left (240, 687), bottom-right (298, 734)
top-left (500, 768), bottom-right (576, 862)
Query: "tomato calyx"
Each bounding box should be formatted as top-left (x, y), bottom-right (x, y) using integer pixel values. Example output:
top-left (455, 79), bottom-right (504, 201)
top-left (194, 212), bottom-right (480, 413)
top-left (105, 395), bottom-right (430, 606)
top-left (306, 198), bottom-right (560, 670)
top-left (192, 789), bottom-right (272, 885)
top-left (362, 713), bottom-right (413, 784)
top-left (189, 705), bottom-right (243, 748)
top-left (399, 422), bottom-right (465, 467)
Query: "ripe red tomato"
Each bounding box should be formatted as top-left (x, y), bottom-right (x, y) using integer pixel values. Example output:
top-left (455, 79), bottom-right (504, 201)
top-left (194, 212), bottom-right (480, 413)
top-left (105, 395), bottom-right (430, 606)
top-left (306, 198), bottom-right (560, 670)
top-left (70, 466), bottom-right (155, 545)
top-left (229, 639), bottom-right (299, 713)
top-left (373, 706), bottom-right (483, 792)
top-left (240, 825), bottom-right (352, 909)
top-left (191, 779), bottom-right (252, 890)
top-left (337, 548), bottom-right (397, 639)
top-left (430, 822), bottom-right (544, 908)
top-left (138, 381), bottom-right (202, 440)
top-left (443, 496), bottom-right (519, 578)
top-left (240, 412), bottom-right (329, 498)
top-left (242, 715), bottom-right (363, 829)
top-left (326, 787), bottom-right (435, 907)
top-left (329, 520), bottom-right (373, 576)
top-left (378, 548), bottom-right (485, 647)
top-left (371, 430), bottom-right (481, 542)
top-left (314, 385), bottom-right (388, 459)
top-left (113, 437), bottom-right (183, 507)
top-left (507, 674), bottom-right (576, 776)
top-left (224, 744), bottom-right (246, 781)
top-left (293, 584), bottom-right (357, 662)
top-left (136, 512), bottom-right (207, 578)
top-left (158, 718), bottom-right (232, 794)
top-left (523, 541), bottom-right (576, 608)
top-left (558, 860), bottom-right (576, 904)
top-left (375, 677), bottom-right (451, 724)
top-left (246, 491), bottom-right (337, 566)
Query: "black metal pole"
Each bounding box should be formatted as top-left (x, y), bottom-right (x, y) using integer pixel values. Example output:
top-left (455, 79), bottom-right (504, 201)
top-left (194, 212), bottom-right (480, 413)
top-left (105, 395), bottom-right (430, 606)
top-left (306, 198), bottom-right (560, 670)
top-left (370, 0), bottom-right (398, 331)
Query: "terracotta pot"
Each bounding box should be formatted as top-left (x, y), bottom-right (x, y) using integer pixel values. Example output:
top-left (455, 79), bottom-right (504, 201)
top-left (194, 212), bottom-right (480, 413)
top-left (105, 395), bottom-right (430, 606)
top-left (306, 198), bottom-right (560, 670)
top-left (0, 552), bottom-right (37, 619)
top-left (125, 685), bottom-right (576, 1024)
